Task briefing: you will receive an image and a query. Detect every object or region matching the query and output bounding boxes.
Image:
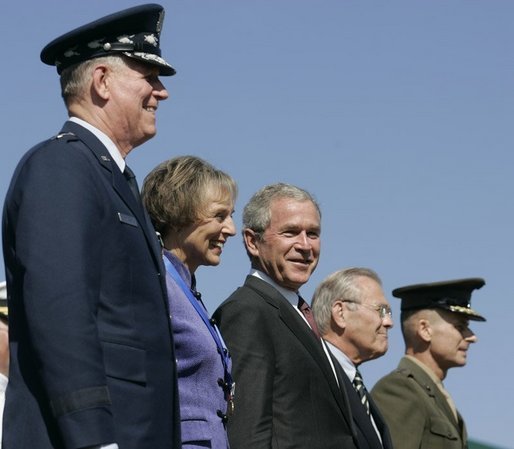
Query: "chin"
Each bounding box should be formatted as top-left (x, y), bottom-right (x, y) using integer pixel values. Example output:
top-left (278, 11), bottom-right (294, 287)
top-left (374, 347), bottom-right (388, 358)
top-left (292, 273), bottom-right (311, 285)
top-left (451, 359), bottom-right (467, 368)
top-left (205, 257), bottom-right (221, 267)
top-left (134, 134), bottom-right (154, 148)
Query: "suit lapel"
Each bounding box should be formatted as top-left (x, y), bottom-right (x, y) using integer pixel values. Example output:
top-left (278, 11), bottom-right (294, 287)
top-left (431, 386), bottom-right (466, 442)
top-left (400, 358), bottom-right (463, 441)
top-left (280, 302), bottom-right (342, 394)
top-left (60, 121), bottom-right (165, 277)
top-left (244, 276), bottom-right (355, 434)
top-left (369, 396), bottom-right (394, 449)
top-left (337, 360), bottom-right (384, 449)
top-left (328, 351), bottom-right (360, 441)
top-left (457, 410), bottom-right (468, 445)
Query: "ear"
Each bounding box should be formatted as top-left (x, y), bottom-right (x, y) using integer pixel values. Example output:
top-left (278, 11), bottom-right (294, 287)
top-left (91, 64), bottom-right (111, 100)
top-left (418, 319), bottom-right (432, 343)
top-left (331, 300), bottom-right (346, 329)
top-left (243, 228), bottom-right (260, 258)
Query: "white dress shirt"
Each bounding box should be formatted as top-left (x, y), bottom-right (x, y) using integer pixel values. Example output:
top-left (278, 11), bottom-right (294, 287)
top-left (326, 341), bottom-right (383, 443)
top-left (69, 117), bottom-right (125, 172)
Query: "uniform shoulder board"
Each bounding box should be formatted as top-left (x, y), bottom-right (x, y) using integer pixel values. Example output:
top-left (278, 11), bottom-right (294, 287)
top-left (52, 132), bottom-right (77, 140)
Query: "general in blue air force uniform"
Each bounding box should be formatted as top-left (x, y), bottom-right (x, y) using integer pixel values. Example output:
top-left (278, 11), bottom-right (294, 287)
top-left (2, 4), bottom-right (180, 449)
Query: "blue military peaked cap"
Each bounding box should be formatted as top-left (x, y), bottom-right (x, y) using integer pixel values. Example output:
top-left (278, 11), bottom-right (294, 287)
top-left (393, 277), bottom-right (486, 321)
top-left (40, 3), bottom-right (175, 76)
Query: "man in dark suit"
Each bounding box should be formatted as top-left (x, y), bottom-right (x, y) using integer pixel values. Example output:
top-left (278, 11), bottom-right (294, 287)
top-left (311, 268), bottom-right (394, 449)
top-left (371, 278), bottom-right (486, 449)
top-left (2, 5), bottom-right (180, 449)
top-left (213, 183), bottom-right (357, 449)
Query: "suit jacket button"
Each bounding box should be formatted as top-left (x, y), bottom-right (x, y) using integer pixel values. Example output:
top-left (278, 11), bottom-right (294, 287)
top-left (216, 409), bottom-right (228, 424)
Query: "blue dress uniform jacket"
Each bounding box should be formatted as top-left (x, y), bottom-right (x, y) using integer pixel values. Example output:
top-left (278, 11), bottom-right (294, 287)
top-left (2, 121), bottom-right (181, 449)
top-left (213, 276), bottom-right (358, 449)
top-left (371, 357), bottom-right (468, 449)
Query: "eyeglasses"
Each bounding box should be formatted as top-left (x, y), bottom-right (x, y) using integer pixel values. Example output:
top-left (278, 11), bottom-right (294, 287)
top-left (342, 300), bottom-right (393, 320)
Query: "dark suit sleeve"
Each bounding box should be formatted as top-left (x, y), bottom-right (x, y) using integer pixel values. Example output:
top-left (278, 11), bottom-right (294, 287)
top-left (8, 144), bottom-right (116, 445)
top-left (371, 373), bottom-right (425, 449)
top-left (214, 294), bottom-right (275, 449)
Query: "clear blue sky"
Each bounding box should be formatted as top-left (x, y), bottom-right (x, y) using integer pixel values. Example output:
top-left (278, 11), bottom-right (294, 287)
top-left (1, 1), bottom-right (513, 447)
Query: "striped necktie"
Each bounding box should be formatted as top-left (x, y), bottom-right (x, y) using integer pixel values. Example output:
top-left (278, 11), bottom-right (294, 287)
top-left (353, 368), bottom-right (370, 416)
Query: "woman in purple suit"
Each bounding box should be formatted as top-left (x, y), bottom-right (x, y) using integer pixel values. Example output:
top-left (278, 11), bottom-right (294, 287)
top-left (142, 156), bottom-right (237, 449)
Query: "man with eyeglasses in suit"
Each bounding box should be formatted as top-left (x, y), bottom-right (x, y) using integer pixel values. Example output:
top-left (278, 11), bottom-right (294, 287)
top-left (311, 267), bottom-right (394, 449)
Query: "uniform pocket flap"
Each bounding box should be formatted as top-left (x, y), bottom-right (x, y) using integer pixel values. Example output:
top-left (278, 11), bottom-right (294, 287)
top-left (429, 417), bottom-right (459, 440)
top-left (101, 341), bottom-right (146, 384)
top-left (181, 419), bottom-right (211, 444)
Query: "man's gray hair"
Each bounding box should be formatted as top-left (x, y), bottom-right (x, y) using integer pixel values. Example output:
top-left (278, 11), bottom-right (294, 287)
top-left (60, 55), bottom-right (127, 107)
top-left (242, 182), bottom-right (321, 237)
top-left (312, 267), bottom-right (382, 336)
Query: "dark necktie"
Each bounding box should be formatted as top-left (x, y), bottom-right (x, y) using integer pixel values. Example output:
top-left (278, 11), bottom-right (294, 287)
top-left (123, 165), bottom-right (143, 206)
top-left (353, 368), bottom-right (370, 416)
top-left (297, 296), bottom-right (320, 338)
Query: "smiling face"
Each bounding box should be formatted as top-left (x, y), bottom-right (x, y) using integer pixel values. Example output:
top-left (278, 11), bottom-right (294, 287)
top-left (337, 276), bottom-right (393, 364)
top-left (172, 188), bottom-right (236, 273)
top-left (245, 197), bottom-right (321, 291)
top-left (105, 58), bottom-right (169, 154)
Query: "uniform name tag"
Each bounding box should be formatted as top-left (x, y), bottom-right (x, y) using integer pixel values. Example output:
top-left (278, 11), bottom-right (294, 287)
top-left (117, 212), bottom-right (138, 227)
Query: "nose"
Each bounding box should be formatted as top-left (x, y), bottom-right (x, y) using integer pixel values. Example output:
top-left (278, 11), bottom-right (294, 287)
top-left (294, 231), bottom-right (312, 251)
top-left (223, 216), bottom-right (236, 237)
top-left (382, 314), bottom-right (394, 329)
top-left (154, 78), bottom-right (169, 101)
top-left (465, 329), bottom-right (478, 343)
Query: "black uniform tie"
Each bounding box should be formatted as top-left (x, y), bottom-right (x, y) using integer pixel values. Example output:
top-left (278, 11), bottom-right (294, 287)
top-left (124, 165), bottom-right (142, 206)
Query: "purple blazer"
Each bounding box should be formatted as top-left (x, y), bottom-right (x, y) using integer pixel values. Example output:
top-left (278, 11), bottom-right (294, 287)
top-left (164, 250), bottom-right (231, 449)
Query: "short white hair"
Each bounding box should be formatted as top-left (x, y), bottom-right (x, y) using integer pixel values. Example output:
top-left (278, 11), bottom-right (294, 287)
top-left (60, 55), bottom-right (128, 107)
